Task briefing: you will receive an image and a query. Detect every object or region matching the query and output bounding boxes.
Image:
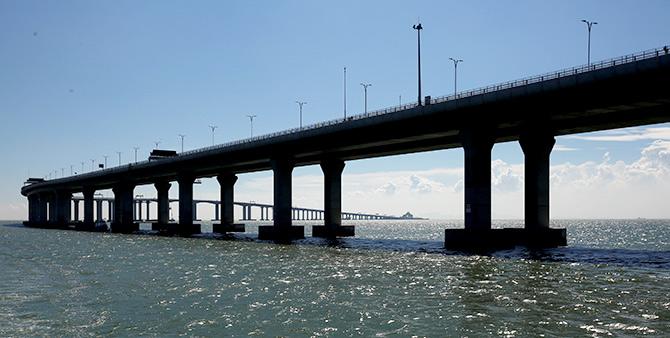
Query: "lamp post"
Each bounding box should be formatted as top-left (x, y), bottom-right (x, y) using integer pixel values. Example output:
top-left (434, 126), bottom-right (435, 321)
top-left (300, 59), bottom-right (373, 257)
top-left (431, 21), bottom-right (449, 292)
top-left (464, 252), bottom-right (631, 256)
top-left (103, 155), bottom-right (108, 169)
top-left (449, 57), bottom-right (463, 95)
top-left (343, 66), bottom-right (347, 118)
top-left (581, 19), bottom-right (597, 66)
top-left (360, 83), bottom-right (372, 114)
top-left (154, 140), bottom-right (160, 149)
top-left (413, 22), bottom-right (423, 106)
top-left (178, 134), bottom-right (185, 152)
top-left (133, 146), bottom-right (139, 163)
top-left (246, 115), bottom-right (257, 137)
top-left (90, 159), bottom-right (95, 171)
top-left (70, 165), bottom-right (73, 175)
top-left (81, 162), bottom-right (85, 173)
top-left (209, 125), bottom-right (217, 146)
top-left (295, 101), bottom-right (307, 128)
top-left (116, 152), bottom-right (121, 166)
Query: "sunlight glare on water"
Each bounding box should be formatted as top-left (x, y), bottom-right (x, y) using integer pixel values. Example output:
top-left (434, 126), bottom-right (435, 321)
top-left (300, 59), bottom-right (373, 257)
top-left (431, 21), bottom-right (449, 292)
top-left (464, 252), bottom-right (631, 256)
top-left (0, 220), bottom-right (668, 336)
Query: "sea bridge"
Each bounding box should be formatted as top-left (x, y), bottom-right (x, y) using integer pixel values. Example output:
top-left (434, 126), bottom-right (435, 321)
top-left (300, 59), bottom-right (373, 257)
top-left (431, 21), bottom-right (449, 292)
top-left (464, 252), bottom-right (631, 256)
top-left (68, 196), bottom-right (413, 222)
top-left (21, 45), bottom-right (670, 248)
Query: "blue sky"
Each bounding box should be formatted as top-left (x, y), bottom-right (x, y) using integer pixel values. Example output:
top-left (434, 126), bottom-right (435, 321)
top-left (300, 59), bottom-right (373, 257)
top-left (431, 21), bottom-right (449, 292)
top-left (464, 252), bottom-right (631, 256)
top-left (1, 1), bottom-right (670, 220)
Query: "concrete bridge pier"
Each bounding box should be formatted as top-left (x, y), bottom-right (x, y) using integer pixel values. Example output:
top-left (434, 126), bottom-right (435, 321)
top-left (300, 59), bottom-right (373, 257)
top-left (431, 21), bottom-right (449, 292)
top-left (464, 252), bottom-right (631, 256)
top-left (519, 131), bottom-right (566, 247)
top-left (259, 159), bottom-right (304, 240)
top-left (213, 173), bottom-right (245, 233)
top-left (96, 200), bottom-right (103, 221)
top-left (137, 200), bottom-right (143, 222)
top-left (313, 159), bottom-right (354, 238)
top-left (108, 201), bottom-right (113, 222)
top-left (176, 175), bottom-right (201, 236)
top-left (111, 183), bottom-right (138, 233)
top-left (76, 188), bottom-right (95, 231)
top-left (73, 200), bottom-right (80, 222)
top-left (445, 129), bottom-right (495, 248)
top-left (24, 194), bottom-right (39, 227)
top-left (48, 190), bottom-right (71, 229)
top-left (151, 181), bottom-right (172, 232)
top-left (145, 201), bottom-right (150, 221)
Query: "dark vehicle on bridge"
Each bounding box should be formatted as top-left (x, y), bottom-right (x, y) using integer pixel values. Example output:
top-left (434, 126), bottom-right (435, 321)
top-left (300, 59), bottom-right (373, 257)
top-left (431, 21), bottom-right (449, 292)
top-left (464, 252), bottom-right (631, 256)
top-left (149, 149), bottom-right (178, 161)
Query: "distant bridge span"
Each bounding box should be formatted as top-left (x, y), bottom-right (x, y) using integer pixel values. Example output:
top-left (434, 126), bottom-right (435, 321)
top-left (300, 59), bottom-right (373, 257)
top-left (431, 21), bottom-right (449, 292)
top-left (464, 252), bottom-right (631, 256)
top-left (22, 46), bottom-right (670, 248)
top-left (68, 196), bottom-right (414, 222)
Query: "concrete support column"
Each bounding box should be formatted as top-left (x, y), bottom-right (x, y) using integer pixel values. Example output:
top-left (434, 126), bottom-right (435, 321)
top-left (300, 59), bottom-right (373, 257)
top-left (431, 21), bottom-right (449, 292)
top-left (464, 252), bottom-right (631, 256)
top-left (520, 131), bottom-right (555, 229)
top-left (177, 174), bottom-right (199, 235)
top-left (96, 200), bottom-right (103, 221)
top-left (214, 203), bottom-right (220, 221)
top-left (83, 188), bottom-right (95, 227)
top-left (460, 129), bottom-right (494, 230)
top-left (146, 201), bottom-right (150, 220)
top-left (192, 201), bottom-right (197, 221)
top-left (216, 173), bottom-right (244, 226)
top-left (154, 181), bottom-right (171, 225)
top-left (26, 194), bottom-right (38, 225)
top-left (314, 159), bottom-right (354, 237)
top-left (54, 190), bottom-right (72, 226)
top-left (37, 193), bottom-right (48, 224)
top-left (108, 201), bottom-right (113, 221)
top-left (259, 158), bottom-right (303, 240)
top-left (73, 200), bottom-right (80, 222)
top-left (112, 183), bottom-right (136, 233)
top-left (138, 201), bottom-right (143, 221)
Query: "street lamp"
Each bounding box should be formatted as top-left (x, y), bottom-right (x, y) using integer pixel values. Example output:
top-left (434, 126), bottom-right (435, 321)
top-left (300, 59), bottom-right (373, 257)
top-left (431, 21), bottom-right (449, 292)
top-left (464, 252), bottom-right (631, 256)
top-left (133, 146), bottom-right (139, 163)
top-left (343, 66), bottom-right (347, 118)
top-left (246, 115), bottom-right (257, 137)
top-left (178, 134), bottom-right (185, 152)
top-left (116, 152), bottom-right (121, 166)
top-left (90, 159), bottom-right (95, 171)
top-left (154, 140), bottom-right (160, 149)
top-left (360, 83), bottom-right (372, 114)
top-left (103, 155), bottom-right (108, 168)
top-left (295, 101), bottom-right (307, 128)
top-left (449, 57), bottom-right (463, 95)
top-left (413, 22), bottom-right (423, 106)
top-left (81, 161), bottom-right (85, 173)
top-left (581, 19), bottom-right (597, 66)
top-left (70, 165), bottom-right (73, 175)
top-left (209, 125), bottom-right (217, 146)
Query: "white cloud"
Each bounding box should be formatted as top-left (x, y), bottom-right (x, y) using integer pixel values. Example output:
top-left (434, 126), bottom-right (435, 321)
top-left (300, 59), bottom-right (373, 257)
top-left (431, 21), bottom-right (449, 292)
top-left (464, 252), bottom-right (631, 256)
top-left (554, 144), bottom-right (579, 151)
top-left (567, 127), bottom-right (670, 142)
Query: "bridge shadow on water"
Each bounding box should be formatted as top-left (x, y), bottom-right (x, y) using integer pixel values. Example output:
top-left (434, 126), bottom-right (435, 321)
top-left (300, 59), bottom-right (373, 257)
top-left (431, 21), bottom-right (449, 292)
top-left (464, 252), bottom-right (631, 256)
top-left (6, 223), bottom-right (670, 270)
top-left (205, 231), bottom-right (670, 271)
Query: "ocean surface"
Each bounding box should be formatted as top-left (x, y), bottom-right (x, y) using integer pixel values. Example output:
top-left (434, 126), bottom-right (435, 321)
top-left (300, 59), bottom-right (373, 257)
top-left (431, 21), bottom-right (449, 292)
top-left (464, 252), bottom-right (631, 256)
top-left (1, 219), bottom-right (669, 337)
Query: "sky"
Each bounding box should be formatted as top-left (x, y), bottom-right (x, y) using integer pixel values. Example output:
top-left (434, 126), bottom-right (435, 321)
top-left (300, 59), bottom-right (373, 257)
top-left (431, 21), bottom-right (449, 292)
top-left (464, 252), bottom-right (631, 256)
top-left (1, 0), bottom-right (669, 220)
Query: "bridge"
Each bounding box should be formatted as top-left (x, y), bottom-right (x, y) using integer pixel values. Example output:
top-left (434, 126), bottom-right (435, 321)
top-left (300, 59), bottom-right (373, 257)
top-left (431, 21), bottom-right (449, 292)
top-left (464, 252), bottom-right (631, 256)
top-left (67, 196), bottom-right (414, 223)
top-left (21, 45), bottom-right (670, 248)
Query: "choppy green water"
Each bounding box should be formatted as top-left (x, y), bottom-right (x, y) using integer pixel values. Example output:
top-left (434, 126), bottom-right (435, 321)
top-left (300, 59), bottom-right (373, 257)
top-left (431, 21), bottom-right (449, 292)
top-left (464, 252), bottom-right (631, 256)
top-left (1, 220), bottom-right (669, 336)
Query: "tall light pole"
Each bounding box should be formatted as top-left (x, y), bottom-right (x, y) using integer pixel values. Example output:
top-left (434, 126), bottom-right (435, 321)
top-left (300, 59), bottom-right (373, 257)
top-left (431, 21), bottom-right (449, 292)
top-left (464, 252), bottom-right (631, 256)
top-left (246, 115), bottom-right (257, 137)
top-left (413, 22), bottom-right (423, 106)
top-left (70, 165), bottom-right (73, 175)
top-left (209, 125), bottom-right (217, 146)
top-left (295, 101), bottom-right (307, 128)
top-left (116, 152), bottom-right (121, 166)
top-left (81, 161), bottom-right (85, 173)
top-left (360, 83), bottom-right (372, 114)
top-left (61, 168), bottom-right (64, 177)
top-left (178, 134), bottom-right (185, 152)
top-left (343, 67), bottom-right (347, 118)
top-left (581, 19), bottom-right (597, 65)
top-left (154, 140), bottom-right (160, 149)
top-left (103, 155), bottom-right (108, 168)
top-left (90, 159), bottom-right (95, 171)
top-left (133, 146), bottom-right (139, 163)
top-left (449, 57), bottom-right (463, 95)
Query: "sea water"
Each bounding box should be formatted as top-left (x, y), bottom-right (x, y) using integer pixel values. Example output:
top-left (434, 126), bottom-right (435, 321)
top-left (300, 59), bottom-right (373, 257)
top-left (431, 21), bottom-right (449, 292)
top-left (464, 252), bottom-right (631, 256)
top-left (0, 219), bottom-right (668, 336)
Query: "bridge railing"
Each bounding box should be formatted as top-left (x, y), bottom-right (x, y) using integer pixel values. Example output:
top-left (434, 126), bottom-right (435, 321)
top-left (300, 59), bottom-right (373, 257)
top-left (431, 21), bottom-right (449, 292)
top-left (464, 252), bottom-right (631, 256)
top-left (42, 45), bottom-right (668, 182)
top-left (431, 46), bottom-right (668, 104)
